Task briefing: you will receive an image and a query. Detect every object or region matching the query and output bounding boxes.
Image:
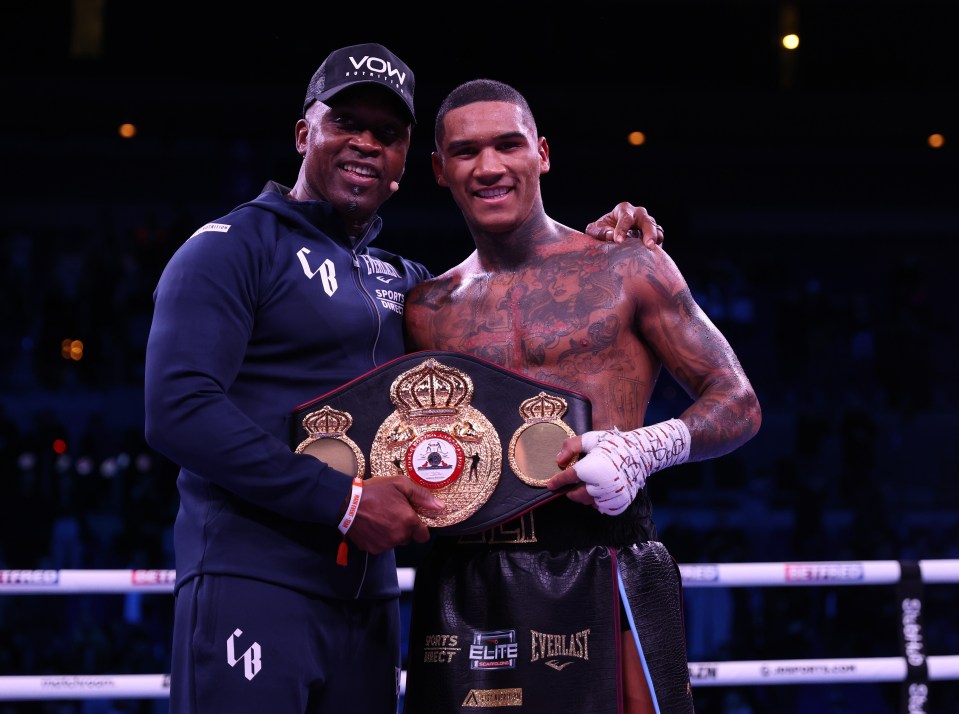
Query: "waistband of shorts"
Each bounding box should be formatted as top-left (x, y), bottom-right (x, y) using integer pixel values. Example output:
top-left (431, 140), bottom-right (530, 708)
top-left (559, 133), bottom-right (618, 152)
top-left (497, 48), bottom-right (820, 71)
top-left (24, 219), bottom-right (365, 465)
top-left (450, 492), bottom-right (656, 550)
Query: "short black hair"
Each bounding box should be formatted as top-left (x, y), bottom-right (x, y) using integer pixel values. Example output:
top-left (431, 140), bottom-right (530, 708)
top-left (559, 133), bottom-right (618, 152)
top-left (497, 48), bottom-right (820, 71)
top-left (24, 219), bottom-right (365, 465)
top-left (434, 79), bottom-right (537, 149)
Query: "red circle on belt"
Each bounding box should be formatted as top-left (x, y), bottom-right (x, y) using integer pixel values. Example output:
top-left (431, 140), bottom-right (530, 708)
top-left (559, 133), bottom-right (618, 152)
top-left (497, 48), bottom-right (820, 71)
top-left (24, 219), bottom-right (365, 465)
top-left (405, 431), bottom-right (465, 489)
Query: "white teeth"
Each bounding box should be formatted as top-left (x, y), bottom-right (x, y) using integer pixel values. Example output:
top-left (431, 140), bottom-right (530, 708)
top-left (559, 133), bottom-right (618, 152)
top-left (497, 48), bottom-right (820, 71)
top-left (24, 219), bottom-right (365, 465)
top-left (477, 188), bottom-right (509, 199)
top-left (344, 164), bottom-right (377, 178)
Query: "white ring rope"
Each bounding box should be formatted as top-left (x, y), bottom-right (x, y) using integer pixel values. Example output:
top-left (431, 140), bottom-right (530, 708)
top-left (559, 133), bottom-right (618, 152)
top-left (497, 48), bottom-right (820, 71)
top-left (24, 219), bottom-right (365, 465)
top-left (0, 568), bottom-right (177, 594)
top-left (689, 655), bottom-right (959, 685)
top-left (3, 559), bottom-right (958, 594)
top-left (1, 657), bottom-right (957, 700)
top-left (0, 559), bottom-right (956, 700)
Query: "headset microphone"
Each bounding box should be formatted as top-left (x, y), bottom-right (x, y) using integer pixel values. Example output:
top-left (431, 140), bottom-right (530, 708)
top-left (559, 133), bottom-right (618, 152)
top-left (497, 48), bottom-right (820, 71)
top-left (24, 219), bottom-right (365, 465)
top-left (389, 180), bottom-right (400, 193)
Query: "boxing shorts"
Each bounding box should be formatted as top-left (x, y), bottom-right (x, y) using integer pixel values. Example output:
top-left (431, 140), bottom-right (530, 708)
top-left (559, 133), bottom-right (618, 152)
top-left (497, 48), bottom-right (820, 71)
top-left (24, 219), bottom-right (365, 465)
top-left (403, 539), bottom-right (695, 713)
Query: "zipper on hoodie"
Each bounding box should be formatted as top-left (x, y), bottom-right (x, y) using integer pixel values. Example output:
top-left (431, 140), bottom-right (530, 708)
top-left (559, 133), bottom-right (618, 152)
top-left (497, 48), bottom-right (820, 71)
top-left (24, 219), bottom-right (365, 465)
top-left (351, 248), bottom-right (384, 370)
top-left (344, 247), bottom-right (376, 597)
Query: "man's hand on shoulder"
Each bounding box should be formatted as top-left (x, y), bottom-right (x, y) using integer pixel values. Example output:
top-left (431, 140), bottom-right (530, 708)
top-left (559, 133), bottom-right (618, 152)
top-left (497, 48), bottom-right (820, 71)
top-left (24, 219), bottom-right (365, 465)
top-left (586, 202), bottom-right (665, 248)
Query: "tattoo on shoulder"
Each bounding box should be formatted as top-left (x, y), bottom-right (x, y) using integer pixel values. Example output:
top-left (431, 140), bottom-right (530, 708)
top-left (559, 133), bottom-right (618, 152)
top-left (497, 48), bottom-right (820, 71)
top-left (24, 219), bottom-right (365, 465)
top-left (409, 277), bottom-right (456, 309)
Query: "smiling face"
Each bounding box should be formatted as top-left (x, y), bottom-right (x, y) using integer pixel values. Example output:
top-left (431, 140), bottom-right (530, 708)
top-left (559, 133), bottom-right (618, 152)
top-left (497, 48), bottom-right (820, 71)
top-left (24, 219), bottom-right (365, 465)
top-left (294, 84), bottom-right (411, 232)
top-left (432, 100), bottom-right (549, 236)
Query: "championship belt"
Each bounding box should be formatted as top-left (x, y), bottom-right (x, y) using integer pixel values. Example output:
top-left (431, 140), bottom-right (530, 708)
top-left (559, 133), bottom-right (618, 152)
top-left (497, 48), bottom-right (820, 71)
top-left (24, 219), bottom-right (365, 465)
top-left (290, 351), bottom-right (592, 536)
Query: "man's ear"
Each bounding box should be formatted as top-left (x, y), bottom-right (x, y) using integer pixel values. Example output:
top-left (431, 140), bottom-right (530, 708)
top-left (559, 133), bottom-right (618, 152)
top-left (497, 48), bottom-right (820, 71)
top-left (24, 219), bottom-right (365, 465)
top-left (539, 137), bottom-right (551, 175)
top-left (431, 152), bottom-right (449, 186)
top-left (294, 118), bottom-right (308, 157)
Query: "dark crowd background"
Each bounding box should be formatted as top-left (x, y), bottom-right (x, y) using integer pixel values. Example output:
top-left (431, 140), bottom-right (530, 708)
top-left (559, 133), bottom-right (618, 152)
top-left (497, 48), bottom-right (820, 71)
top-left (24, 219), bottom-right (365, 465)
top-left (1, 2), bottom-right (957, 712)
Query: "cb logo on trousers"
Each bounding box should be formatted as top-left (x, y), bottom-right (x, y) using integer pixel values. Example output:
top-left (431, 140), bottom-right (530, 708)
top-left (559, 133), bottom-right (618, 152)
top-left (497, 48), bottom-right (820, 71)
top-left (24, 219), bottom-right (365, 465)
top-left (227, 628), bottom-right (262, 680)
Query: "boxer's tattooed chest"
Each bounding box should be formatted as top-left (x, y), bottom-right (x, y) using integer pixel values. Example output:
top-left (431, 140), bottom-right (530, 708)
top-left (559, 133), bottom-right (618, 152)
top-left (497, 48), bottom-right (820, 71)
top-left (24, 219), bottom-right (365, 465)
top-left (440, 252), bottom-right (628, 372)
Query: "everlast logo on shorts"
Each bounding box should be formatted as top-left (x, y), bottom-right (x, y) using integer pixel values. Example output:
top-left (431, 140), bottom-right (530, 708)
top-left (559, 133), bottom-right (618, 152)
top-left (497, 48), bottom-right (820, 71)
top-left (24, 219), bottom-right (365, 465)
top-left (530, 628), bottom-right (591, 663)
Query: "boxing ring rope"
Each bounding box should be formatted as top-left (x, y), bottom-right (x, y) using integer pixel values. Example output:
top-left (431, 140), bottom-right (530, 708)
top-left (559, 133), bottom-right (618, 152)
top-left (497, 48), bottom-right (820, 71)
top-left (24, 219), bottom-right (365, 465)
top-left (1, 559), bottom-right (956, 702)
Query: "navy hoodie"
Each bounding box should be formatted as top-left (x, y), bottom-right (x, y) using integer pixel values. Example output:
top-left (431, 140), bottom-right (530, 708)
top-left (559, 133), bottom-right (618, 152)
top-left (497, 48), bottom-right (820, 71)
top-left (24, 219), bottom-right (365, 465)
top-left (144, 181), bottom-right (433, 599)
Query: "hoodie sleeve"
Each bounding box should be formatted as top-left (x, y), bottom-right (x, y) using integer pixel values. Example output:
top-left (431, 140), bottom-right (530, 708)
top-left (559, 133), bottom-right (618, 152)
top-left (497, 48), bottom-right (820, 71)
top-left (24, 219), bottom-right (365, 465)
top-left (144, 223), bottom-right (351, 526)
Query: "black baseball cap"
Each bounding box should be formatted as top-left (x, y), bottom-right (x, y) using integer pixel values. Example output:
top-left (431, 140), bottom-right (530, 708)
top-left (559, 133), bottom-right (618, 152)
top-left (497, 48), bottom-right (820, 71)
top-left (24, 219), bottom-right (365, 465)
top-left (303, 43), bottom-right (416, 124)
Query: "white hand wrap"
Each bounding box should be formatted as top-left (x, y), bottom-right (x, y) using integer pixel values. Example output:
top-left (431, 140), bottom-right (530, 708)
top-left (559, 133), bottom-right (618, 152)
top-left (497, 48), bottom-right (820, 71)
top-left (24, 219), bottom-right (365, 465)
top-left (573, 418), bottom-right (691, 516)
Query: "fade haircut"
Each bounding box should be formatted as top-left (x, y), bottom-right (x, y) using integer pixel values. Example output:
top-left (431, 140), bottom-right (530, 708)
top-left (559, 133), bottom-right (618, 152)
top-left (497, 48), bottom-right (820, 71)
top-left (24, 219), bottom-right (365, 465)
top-left (434, 79), bottom-right (538, 149)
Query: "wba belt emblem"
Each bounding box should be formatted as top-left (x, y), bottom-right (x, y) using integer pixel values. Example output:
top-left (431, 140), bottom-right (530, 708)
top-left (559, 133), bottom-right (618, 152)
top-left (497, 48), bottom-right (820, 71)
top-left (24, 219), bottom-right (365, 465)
top-left (370, 357), bottom-right (501, 527)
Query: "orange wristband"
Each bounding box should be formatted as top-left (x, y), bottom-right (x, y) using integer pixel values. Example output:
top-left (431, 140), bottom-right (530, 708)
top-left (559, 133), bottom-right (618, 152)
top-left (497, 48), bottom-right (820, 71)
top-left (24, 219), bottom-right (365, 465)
top-left (336, 477), bottom-right (364, 567)
top-left (338, 477), bottom-right (364, 534)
